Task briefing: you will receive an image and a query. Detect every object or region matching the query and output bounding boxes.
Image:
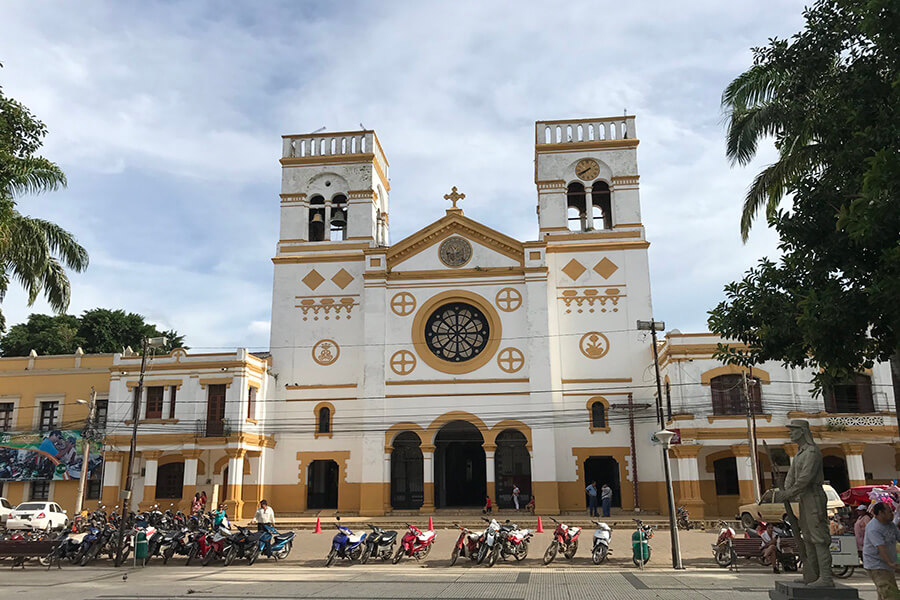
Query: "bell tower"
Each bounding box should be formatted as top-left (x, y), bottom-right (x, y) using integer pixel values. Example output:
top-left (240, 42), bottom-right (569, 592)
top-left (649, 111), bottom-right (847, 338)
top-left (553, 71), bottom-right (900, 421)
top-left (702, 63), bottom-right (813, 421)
top-left (278, 130), bottom-right (390, 246)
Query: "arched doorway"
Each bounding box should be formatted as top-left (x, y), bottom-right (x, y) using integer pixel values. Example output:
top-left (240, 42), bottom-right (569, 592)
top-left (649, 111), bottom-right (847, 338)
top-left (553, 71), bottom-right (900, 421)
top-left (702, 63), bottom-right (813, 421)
top-left (391, 432), bottom-right (424, 509)
top-left (584, 456), bottom-right (621, 507)
top-left (434, 420), bottom-right (485, 507)
top-left (495, 430), bottom-right (531, 509)
top-left (823, 455), bottom-right (850, 493)
top-left (307, 460), bottom-right (339, 509)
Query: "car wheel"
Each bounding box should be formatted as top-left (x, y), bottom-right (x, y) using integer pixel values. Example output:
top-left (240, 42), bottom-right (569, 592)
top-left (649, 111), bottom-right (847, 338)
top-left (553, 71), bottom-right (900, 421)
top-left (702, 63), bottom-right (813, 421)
top-left (740, 512), bottom-right (757, 530)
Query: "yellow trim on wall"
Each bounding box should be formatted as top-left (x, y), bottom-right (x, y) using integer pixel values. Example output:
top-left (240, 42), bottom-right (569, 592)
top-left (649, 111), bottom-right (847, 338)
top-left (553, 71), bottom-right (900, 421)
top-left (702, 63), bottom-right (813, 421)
top-left (313, 401), bottom-right (335, 439)
top-left (586, 397), bottom-right (611, 433)
top-left (700, 364), bottom-right (772, 385)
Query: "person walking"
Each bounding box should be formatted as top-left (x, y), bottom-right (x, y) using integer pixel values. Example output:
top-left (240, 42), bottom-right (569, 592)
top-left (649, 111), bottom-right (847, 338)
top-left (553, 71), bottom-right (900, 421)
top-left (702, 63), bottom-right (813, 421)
top-left (252, 499), bottom-right (275, 532)
top-left (586, 481), bottom-right (599, 517)
top-left (512, 483), bottom-right (520, 511)
top-left (482, 495), bottom-right (493, 514)
top-left (600, 483), bottom-right (612, 518)
top-left (863, 501), bottom-right (900, 599)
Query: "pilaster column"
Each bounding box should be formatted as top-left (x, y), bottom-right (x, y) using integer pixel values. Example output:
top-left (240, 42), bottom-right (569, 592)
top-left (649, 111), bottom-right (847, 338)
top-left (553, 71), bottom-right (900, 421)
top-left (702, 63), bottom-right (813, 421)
top-left (245, 450), bottom-right (263, 511)
top-left (421, 445), bottom-right (435, 511)
top-left (841, 443), bottom-right (867, 487)
top-left (101, 451), bottom-right (124, 508)
top-left (181, 449), bottom-right (202, 511)
top-left (224, 448), bottom-right (246, 517)
top-left (731, 445), bottom-right (757, 505)
top-left (383, 452), bottom-right (392, 513)
top-left (484, 444), bottom-right (497, 503)
top-left (668, 444), bottom-right (705, 518)
top-left (140, 450), bottom-right (163, 509)
top-left (583, 186), bottom-right (593, 230)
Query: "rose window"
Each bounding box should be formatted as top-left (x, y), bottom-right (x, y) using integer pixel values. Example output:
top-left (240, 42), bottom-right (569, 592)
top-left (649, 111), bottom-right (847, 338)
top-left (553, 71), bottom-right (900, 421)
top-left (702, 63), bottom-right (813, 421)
top-left (423, 302), bottom-right (490, 362)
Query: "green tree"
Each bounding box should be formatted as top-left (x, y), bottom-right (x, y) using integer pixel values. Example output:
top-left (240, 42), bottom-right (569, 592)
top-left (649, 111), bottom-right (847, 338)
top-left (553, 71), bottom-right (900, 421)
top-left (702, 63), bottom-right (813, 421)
top-left (0, 308), bottom-right (188, 356)
top-left (0, 73), bottom-right (88, 331)
top-left (709, 0), bottom-right (900, 404)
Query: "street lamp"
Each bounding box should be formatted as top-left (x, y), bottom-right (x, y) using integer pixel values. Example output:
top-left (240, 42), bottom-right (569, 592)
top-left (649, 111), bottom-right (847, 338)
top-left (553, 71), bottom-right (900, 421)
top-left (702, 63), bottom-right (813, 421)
top-left (115, 336), bottom-right (167, 566)
top-left (655, 428), bottom-right (684, 570)
top-left (74, 388), bottom-right (97, 515)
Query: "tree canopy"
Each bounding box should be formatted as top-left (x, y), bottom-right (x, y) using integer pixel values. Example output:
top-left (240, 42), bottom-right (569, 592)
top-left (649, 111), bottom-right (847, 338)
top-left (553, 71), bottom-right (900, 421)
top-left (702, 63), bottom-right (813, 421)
top-left (0, 308), bottom-right (187, 356)
top-left (0, 71), bottom-right (88, 331)
top-left (709, 0), bottom-right (899, 395)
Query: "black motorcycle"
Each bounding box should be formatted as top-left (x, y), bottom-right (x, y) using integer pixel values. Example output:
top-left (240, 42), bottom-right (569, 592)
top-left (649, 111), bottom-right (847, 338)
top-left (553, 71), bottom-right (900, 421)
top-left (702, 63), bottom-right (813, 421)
top-left (360, 524), bottom-right (397, 563)
top-left (222, 526), bottom-right (262, 566)
top-left (160, 527), bottom-right (194, 564)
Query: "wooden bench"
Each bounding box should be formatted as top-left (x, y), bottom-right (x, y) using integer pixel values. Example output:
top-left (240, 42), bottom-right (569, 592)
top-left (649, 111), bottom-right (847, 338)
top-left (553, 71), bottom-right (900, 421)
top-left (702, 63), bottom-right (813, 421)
top-left (0, 540), bottom-right (61, 569)
top-left (727, 536), bottom-right (799, 571)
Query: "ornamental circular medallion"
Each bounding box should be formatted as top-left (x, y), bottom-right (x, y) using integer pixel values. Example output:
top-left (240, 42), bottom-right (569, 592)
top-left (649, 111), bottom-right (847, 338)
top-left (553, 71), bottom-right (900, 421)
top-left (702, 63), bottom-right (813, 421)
top-left (390, 292), bottom-right (416, 316)
top-left (312, 339), bottom-right (340, 365)
top-left (438, 236), bottom-right (472, 268)
top-left (424, 301), bottom-right (489, 362)
top-left (497, 347), bottom-right (525, 373)
top-left (495, 287), bottom-right (522, 312)
top-left (579, 331), bottom-right (610, 359)
top-left (390, 350), bottom-right (417, 375)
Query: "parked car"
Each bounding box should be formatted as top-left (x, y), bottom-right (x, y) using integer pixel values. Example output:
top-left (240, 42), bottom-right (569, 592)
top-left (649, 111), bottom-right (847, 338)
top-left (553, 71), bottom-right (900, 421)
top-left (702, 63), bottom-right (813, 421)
top-left (0, 497), bottom-right (13, 525)
top-left (6, 501), bottom-right (69, 532)
top-left (738, 485), bottom-right (843, 529)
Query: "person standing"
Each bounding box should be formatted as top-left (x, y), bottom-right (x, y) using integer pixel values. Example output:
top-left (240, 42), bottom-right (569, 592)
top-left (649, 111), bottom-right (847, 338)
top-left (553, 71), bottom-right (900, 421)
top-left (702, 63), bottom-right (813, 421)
top-left (863, 501), bottom-right (900, 599)
top-left (586, 481), bottom-right (599, 517)
top-left (252, 499), bottom-right (275, 532)
top-left (855, 505), bottom-right (872, 554)
top-left (512, 483), bottom-right (520, 510)
top-left (482, 495), bottom-right (493, 514)
top-left (600, 483), bottom-right (612, 518)
top-left (191, 493), bottom-right (203, 514)
top-left (200, 490), bottom-right (208, 511)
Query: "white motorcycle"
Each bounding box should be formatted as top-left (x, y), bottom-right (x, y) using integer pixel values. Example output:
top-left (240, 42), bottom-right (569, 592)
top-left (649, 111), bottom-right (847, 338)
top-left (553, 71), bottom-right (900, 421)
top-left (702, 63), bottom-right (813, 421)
top-left (476, 517), bottom-right (501, 567)
top-left (592, 520), bottom-right (612, 564)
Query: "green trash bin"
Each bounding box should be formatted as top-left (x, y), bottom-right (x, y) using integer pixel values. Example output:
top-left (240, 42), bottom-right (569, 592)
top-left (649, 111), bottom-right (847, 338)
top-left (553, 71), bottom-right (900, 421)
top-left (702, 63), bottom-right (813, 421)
top-left (135, 530), bottom-right (148, 561)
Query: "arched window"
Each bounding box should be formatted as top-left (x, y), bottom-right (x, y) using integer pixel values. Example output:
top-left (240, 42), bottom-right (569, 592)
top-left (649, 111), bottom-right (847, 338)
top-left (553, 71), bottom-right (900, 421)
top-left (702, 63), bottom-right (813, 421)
top-left (713, 457), bottom-right (739, 495)
top-left (591, 402), bottom-right (606, 428)
top-left (591, 181), bottom-right (612, 229)
top-left (309, 195), bottom-right (326, 241)
top-left (567, 182), bottom-right (587, 231)
top-left (317, 407), bottom-right (331, 434)
top-left (710, 374), bottom-right (762, 416)
top-left (329, 194), bottom-right (347, 241)
top-left (826, 373), bottom-right (874, 413)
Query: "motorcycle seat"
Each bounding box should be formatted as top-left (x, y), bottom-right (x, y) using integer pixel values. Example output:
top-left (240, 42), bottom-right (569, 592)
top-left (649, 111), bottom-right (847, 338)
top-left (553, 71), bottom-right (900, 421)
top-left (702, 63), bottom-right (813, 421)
top-left (381, 531), bottom-right (397, 543)
top-left (274, 533), bottom-right (293, 543)
top-left (568, 527), bottom-right (582, 535)
top-left (418, 531), bottom-right (435, 542)
top-left (466, 533), bottom-right (481, 543)
top-left (348, 533), bottom-right (364, 543)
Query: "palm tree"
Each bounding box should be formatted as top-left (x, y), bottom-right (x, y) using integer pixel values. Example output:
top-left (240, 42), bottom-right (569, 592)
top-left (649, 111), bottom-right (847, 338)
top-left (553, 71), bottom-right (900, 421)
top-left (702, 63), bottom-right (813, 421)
top-left (0, 88), bottom-right (88, 330)
top-left (722, 55), bottom-right (823, 242)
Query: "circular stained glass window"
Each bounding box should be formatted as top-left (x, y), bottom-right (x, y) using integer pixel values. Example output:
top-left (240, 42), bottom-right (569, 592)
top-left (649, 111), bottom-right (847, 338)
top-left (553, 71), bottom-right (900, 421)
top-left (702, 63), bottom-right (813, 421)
top-left (424, 302), bottom-right (490, 362)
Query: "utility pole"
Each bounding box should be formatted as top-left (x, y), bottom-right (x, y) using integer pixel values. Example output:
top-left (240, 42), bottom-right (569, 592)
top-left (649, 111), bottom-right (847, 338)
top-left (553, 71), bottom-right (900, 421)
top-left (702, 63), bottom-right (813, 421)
top-left (610, 396), bottom-right (651, 511)
top-left (75, 386), bottom-right (97, 515)
top-left (743, 371), bottom-right (761, 500)
top-left (115, 336), bottom-right (166, 567)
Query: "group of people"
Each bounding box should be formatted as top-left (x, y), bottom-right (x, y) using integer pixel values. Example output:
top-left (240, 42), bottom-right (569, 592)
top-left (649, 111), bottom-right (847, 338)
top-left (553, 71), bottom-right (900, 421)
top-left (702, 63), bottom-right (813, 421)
top-left (190, 491), bottom-right (276, 532)
top-left (854, 500), bottom-right (900, 599)
top-left (585, 481), bottom-right (613, 517)
top-left (481, 483), bottom-right (536, 514)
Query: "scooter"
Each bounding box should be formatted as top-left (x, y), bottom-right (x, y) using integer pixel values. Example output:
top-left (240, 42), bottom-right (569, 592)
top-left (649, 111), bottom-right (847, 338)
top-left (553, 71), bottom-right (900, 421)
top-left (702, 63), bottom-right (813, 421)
top-left (247, 523), bottom-right (294, 565)
top-left (222, 526), bottom-right (262, 566)
top-left (360, 524), bottom-right (397, 564)
top-left (499, 521), bottom-right (532, 562)
top-left (542, 517), bottom-right (581, 565)
top-left (476, 517), bottom-right (501, 567)
top-left (392, 523), bottom-right (435, 563)
top-left (712, 520), bottom-right (736, 567)
top-left (325, 520), bottom-right (367, 566)
top-left (632, 519), bottom-right (653, 568)
top-left (677, 505), bottom-right (692, 530)
top-left (449, 524), bottom-right (481, 566)
top-left (201, 523), bottom-right (233, 565)
top-left (591, 520), bottom-right (612, 564)
top-left (160, 527), bottom-right (194, 564)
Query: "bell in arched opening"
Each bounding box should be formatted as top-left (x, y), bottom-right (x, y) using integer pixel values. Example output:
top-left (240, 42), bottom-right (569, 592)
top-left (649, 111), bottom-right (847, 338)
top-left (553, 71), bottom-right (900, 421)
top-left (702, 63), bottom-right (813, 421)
top-left (309, 211), bottom-right (325, 241)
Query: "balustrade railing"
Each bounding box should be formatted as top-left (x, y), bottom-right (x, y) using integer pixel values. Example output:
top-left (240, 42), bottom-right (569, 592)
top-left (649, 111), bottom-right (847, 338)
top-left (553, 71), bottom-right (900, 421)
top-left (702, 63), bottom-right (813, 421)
top-left (282, 131), bottom-right (374, 159)
top-left (535, 116), bottom-right (636, 145)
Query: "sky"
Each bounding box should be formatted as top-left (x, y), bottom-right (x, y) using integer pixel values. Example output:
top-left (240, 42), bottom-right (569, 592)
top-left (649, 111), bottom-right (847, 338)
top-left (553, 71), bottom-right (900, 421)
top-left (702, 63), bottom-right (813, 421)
top-left (0, 0), bottom-right (805, 351)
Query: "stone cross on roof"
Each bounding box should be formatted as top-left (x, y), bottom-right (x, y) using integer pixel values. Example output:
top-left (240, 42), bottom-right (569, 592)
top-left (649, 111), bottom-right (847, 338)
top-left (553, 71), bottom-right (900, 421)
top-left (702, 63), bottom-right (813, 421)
top-left (444, 186), bottom-right (465, 209)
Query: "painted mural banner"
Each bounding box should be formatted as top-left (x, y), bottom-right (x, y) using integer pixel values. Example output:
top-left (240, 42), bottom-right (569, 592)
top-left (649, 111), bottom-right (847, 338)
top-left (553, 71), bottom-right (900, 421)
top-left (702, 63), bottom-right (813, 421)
top-left (0, 430), bottom-right (103, 481)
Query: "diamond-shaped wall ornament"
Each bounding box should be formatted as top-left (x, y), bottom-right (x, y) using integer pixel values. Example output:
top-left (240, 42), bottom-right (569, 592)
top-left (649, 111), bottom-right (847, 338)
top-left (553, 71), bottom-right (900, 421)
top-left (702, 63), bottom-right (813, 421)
top-left (301, 269), bottom-right (325, 290)
top-left (593, 257), bottom-right (619, 279)
top-left (331, 268), bottom-right (354, 290)
top-left (562, 259), bottom-right (587, 281)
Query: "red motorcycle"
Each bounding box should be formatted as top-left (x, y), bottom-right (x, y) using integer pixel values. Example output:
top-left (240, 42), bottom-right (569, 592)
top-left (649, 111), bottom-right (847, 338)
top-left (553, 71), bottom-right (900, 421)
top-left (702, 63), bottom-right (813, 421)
top-left (542, 517), bottom-right (581, 565)
top-left (712, 520), bottom-right (736, 567)
top-left (392, 523), bottom-right (435, 564)
top-left (200, 524), bottom-right (232, 565)
top-left (449, 523), bottom-right (481, 566)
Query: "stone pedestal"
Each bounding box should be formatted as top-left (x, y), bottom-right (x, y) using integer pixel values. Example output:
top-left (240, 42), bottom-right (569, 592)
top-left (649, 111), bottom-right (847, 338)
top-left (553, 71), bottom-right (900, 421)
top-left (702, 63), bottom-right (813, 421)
top-left (769, 581), bottom-right (859, 599)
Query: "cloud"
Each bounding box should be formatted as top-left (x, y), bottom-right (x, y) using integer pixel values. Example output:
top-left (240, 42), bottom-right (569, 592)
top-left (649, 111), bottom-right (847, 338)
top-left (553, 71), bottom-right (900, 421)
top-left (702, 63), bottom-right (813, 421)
top-left (1, 0), bottom-right (807, 347)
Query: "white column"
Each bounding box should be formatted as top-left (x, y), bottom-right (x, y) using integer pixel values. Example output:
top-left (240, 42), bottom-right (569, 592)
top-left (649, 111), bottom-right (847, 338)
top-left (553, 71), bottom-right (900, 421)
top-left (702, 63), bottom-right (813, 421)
top-left (422, 445), bottom-right (434, 510)
top-left (144, 459), bottom-right (158, 490)
top-left (227, 455), bottom-right (243, 488)
top-left (183, 458), bottom-right (198, 488)
top-left (103, 459), bottom-right (121, 488)
top-left (842, 444), bottom-right (867, 485)
top-left (485, 449), bottom-right (496, 486)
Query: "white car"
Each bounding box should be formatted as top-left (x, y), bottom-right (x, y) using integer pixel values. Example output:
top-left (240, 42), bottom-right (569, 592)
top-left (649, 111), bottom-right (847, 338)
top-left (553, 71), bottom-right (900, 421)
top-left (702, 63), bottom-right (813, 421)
top-left (6, 501), bottom-right (68, 532)
top-left (0, 497), bottom-right (12, 524)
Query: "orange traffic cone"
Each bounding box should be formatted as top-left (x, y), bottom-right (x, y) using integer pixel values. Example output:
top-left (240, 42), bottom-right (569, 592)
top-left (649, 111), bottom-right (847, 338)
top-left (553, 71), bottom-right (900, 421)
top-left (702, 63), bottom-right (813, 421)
top-left (314, 517), bottom-right (322, 533)
top-left (536, 516), bottom-right (544, 533)
top-left (428, 516), bottom-right (434, 530)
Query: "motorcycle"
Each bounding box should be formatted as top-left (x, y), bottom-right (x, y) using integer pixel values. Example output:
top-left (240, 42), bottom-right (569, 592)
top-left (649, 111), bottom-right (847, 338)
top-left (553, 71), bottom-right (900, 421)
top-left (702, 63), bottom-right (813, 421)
top-left (449, 524), bottom-right (481, 566)
top-left (325, 520), bottom-right (367, 566)
top-left (392, 523), bottom-right (435, 564)
top-left (712, 520), bottom-right (736, 567)
top-left (476, 517), bottom-right (502, 567)
top-left (247, 523), bottom-right (294, 565)
top-left (542, 517), bottom-right (581, 565)
top-left (360, 524), bottom-right (397, 564)
top-left (677, 505), bottom-right (691, 530)
top-left (591, 520), bottom-right (612, 564)
top-left (498, 521), bottom-right (532, 562)
top-left (632, 519), bottom-right (653, 567)
top-left (222, 526), bottom-right (262, 566)
top-left (201, 523), bottom-right (233, 566)
top-left (160, 527), bottom-right (194, 564)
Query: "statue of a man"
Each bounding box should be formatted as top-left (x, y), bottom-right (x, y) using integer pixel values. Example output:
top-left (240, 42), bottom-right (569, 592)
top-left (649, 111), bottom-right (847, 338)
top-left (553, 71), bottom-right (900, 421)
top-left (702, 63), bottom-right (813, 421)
top-left (775, 419), bottom-right (833, 587)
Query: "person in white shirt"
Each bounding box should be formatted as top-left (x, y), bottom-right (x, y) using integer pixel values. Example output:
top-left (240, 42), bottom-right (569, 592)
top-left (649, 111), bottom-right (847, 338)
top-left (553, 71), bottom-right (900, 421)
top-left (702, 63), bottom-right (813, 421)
top-left (512, 484), bottom-right (520, 510)
top-left (252, 499), bottom-right (275, 531)
top-left (760, 522), bottom-right (779, 573)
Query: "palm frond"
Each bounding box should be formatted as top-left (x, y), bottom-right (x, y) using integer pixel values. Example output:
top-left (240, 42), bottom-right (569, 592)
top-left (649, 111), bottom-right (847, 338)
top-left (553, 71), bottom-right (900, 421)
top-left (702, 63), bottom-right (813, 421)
top-left (722, 62), bottom-right (787, 111)
top-left (37, 257), bottom-right (71, 313)
top-left (725, 102), bottom-right (787, 167)
top-left (20, 217), bottom-right (88, 271)
top-left (5, 157), bottom-right (67, 197)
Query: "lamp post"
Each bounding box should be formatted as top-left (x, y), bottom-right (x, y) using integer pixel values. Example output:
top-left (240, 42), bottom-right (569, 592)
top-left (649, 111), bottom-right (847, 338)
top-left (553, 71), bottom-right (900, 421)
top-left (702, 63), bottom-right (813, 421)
top-left (655, 428), bottom-right (684, 570)
top-left (74, 387), bottom-right (97, 515)
top-left (114, 336), bottom-right (167, 567)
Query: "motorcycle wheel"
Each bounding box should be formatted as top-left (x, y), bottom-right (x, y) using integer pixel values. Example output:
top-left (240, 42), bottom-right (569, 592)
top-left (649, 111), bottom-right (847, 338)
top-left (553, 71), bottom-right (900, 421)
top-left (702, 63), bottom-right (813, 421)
top-left (247, 545), bottom-right (261, 566)
top-left (72, 547), bottom-right (86, 565)
top-left (513, 542), bottom-right (529, 562)
top-left (348, 545), bottom-right (361, 562)
top-left (633, 549), bottom-right (651, 567)
top-left (185, 545), bottom-right (197, 566)
top-left (202, 547), bottom-right (217, 566)
top-left (39, 554), bottom-right (52, 567)
top-left (223, 545), bottom-right (238, 567)
top-left (476, 543), bottom-right (488, 565)
top-left (162, 547), bottom-right (175, 565)
top-left (714, 545), bottom-right (734, 568)
top-left (449, 546), bottom-right (460, 567)
top-left (81, 544), bottom-right (100, 567)
top-left (274, 541), bottom-right (292, 561)
top-left (121, 544), bottom-right (131, 562)
top-left (832, 565), bottom-right (852, 579)
top-left (360, 546), bottom-right (371, 565)
top-left (414, 544), bottom-right (431, 561)
top-left (392, 547), bottom-right (404, 564)
top-left (325, 548), bottom-right (337, 567)
top-left (542, 541), bottom-right (558, 565)
top-left (564, 540), bottom-right (578, 560)
top-left (486, 545), bottom-right (499, 568)
top-left (592, 545), bottom-right (608, 565)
